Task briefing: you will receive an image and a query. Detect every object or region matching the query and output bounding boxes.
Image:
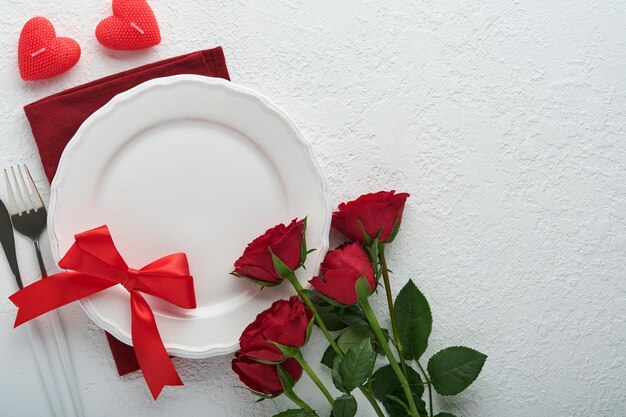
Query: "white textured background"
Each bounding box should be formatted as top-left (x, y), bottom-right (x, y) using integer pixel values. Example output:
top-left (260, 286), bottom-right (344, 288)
top-left (1, 1), bottom-right (625, 416)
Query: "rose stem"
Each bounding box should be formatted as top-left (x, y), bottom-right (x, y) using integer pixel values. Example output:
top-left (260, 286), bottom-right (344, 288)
top-left (286, 273), bottom-right (342, 353)
top-left (286, 273), bottom-right (385, 417)
top-left (378, 244), bottom-right (408, 374)
top-left (360, 384), bottom-right (385, 417)
top-left (293, 351), bottom-right (334, 405)
top-left (283, 389), bottom-right (316, 414)
top-left (359, 296), bottom-right (421, 417)
top-left (380, 247), bottom-right (433, 417)
top-left (416, 361), bottom-right (434, 417)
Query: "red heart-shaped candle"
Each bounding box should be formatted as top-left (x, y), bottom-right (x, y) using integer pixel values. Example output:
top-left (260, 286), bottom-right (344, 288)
top-left (18, 17), bottom-right (81, 81)
top-left (96, 0), bottom-right (161, 50)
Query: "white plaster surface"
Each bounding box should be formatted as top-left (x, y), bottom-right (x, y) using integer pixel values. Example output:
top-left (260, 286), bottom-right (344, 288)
top-left (0, 1), bottom-right (625, 416)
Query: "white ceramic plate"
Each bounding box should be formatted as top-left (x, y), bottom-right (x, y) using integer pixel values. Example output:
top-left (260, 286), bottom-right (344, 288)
top-left (49, 75), bottom-right (330, 358)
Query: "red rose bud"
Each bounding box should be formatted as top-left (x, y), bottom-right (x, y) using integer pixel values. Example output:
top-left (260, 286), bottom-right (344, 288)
top-left (232, 353), bottom-right (302, 396)
top-left (309, 242), bottom-right (376, 305)
top-left (233, 218), bottom-right (306, 284)
top-left (332, 190), bottom-right (409, 244)
top-left (239, 296), bottom-right (313, 363)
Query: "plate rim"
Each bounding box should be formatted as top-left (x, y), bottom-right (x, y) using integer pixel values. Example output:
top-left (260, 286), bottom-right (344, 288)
top-left (48, 74), bottom-right (331, 358)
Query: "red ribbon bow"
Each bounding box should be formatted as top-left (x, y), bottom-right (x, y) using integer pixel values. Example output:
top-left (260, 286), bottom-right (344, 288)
top-left (9, 225), bottom-right (196, 399)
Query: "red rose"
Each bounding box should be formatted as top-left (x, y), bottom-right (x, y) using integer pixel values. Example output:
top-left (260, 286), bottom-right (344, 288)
top-left (233, 218), bottom-right (305, 284)
top-left (332, 191), bottom-right (409, 244)
top-left (239, 296), bottom-right (313, 363)
top-left (232, 353), bottom-right (302, 396)
top-left (309, 242), bottom-right (376, 305)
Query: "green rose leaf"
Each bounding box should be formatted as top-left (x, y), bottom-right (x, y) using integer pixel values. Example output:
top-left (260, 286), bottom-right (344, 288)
top-left (334, 326), bottom-right (388, 357)
top-left (316, 303), bottom-right (348, 331)
top-left (273, 410), bottom-right (316, 417)
top-left (384, 395), bottom-right (427, 417)
top-left (331, 357), bottom-right (348, 393)
top-left (428, 346), bottom-right (487, 396)
top-left (394, 279), bottom-right (432, 360)
top-left (337, 338), bottom-right (375, 392)
top-left (372, 364), bottom-right (426, 417)
top-left (336, 306), bottom-right (369, 328)
top-left (321, 340), bottom-right (338, 368)
top-left (337, 327), bottom-right (371, 353)
top-left (434, 413), bottom-right (458, 417)
top-left (331, 394), bottom-right (358, 417)
top-left (371, 364), bottom-right (424, 402)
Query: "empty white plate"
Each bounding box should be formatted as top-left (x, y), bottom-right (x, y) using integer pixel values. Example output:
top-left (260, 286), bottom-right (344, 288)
top-left (48, 75), bottom-right (330, 358)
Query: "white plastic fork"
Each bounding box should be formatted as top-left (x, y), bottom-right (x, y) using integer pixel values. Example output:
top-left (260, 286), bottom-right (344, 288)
top-left (4, 165), bottom-right (84, 417)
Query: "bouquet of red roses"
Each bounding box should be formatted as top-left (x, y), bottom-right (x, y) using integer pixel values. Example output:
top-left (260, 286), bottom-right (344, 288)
top-left (230, 191), bottom-right (486, 417)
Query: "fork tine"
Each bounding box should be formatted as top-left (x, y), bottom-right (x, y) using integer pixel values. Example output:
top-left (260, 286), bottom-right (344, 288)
top-left (10, 166), bottom-right (27, 214)
top-left (15, 165), bottom-right (34, 213)
top-left (23, 165), bottom-right (44, 211)
top-left (3, 169), bottom-right (18, 215)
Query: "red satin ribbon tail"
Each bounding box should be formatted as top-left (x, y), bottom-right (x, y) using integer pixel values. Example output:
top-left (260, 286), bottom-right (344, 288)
top-left (9, 272), bottom-right (115, 327)
top-left (130, 292), bottom-right (183, 399)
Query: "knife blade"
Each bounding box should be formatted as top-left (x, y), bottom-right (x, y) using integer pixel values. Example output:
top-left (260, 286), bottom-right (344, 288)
top-left (0, 198), bottom-right (23, 289)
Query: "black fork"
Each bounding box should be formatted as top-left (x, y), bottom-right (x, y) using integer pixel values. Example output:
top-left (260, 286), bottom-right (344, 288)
top-left (3, 165), bottom-right (48, 277)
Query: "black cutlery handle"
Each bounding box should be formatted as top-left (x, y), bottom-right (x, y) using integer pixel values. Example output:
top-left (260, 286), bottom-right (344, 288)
top-left (33, 238), bottom-right (48, 278)
top-left (0, 200), bottom-right (23, 289)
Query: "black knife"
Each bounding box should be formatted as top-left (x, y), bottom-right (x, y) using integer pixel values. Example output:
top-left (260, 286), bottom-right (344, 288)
top-left (0, 198), bottom-right (22, 289)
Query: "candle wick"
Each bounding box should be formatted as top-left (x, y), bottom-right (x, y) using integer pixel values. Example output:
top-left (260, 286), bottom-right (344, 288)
top-left (129, 22), bottom-right (145, 35)
top-left (31, 48), bottom-right (46, 57)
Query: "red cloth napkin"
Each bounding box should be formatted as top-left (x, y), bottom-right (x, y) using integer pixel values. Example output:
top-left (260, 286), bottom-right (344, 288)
top-left (23, 46), bottom-right (230, 376)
